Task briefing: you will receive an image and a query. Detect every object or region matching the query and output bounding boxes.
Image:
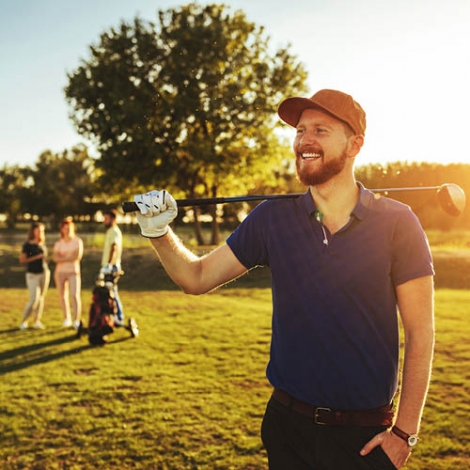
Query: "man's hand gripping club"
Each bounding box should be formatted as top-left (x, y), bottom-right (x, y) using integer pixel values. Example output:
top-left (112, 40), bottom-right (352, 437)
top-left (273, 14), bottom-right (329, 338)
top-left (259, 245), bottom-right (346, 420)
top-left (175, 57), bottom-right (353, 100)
top-left (133, 190), bottom-right (178, 238)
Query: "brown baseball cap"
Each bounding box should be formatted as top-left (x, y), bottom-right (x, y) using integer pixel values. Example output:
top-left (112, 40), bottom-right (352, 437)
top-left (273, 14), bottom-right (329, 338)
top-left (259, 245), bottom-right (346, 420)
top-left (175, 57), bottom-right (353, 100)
top-left (278, 89), bottom-right (366, 135)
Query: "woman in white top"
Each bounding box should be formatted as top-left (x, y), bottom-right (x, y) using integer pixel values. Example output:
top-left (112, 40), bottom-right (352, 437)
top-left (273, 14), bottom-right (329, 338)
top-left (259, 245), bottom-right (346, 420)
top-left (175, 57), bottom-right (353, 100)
top-left (53, 217), bottom-right (84, 328)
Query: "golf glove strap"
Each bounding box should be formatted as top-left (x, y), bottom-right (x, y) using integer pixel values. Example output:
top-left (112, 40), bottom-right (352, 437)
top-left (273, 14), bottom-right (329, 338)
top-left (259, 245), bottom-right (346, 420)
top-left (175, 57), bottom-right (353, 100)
top-left (134, 190), bottom-right (178, 238)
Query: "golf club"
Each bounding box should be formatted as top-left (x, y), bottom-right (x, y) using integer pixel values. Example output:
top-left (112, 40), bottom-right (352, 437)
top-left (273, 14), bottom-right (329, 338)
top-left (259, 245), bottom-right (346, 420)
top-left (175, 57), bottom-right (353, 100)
top-left (121, 183), bottom-right (466, 217)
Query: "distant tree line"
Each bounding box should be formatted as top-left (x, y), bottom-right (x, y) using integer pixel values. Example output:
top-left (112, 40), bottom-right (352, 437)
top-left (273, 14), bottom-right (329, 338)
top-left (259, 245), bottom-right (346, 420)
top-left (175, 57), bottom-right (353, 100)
top-left (0, 145), bottom-right (100, 229)
top-left (2, 153), bottom-right (469, 233)
top-left (356, 161), bottom-right (470, 230)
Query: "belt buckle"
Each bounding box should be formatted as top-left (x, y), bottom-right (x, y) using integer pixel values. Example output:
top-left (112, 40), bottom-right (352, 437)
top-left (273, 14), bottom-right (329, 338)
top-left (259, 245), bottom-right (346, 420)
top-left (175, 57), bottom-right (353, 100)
top-left (314, 407), bottom-right (331, 425)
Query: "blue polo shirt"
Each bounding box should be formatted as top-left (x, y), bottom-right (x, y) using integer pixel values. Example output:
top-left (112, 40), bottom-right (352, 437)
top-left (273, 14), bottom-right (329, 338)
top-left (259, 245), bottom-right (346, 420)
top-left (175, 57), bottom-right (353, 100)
top-left (226, 184), bottom-right (434, 410)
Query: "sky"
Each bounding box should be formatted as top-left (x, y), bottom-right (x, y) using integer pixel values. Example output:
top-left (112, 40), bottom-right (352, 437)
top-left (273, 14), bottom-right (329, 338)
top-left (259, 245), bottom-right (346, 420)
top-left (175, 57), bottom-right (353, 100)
top-left (1, 0), bottom-right (470, 169)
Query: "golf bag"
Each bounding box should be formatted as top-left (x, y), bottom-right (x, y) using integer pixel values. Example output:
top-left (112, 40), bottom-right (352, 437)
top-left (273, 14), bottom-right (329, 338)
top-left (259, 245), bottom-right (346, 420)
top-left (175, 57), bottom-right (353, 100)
top-left (78, 266), bottom-right (138, 345)
top-left (87, 283), bottom-right (117, 345)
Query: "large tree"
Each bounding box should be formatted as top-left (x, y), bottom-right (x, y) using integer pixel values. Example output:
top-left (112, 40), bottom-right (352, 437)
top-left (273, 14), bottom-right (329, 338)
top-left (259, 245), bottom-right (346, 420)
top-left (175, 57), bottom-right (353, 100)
top-left (65, 3), bottom-right (308, 243)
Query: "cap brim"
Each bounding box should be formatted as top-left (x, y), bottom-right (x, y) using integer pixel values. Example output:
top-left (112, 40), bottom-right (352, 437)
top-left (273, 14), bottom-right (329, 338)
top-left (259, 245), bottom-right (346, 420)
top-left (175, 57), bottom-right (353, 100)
top-left (278, 97), bottom-right (329, 127)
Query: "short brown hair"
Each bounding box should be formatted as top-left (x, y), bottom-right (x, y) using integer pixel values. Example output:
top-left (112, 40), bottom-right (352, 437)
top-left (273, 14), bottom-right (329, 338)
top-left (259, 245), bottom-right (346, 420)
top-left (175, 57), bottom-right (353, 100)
top-left (103, 209), bottom-right (118, 220)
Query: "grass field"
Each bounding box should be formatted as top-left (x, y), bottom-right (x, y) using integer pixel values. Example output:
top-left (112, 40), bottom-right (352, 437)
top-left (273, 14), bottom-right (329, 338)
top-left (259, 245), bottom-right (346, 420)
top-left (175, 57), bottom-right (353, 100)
top-left (1, 229), bottom-right (470, 469)
top-left (1, 286), bottom-right (469, 469)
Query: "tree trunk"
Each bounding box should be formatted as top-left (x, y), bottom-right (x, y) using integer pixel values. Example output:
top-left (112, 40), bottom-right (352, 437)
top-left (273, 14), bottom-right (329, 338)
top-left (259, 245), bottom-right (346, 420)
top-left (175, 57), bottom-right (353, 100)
top-left (210, 204), bottom-right (220, 245)
top-left (193, 206), bottom-right (205, 245)
top-left (6, 212), bottom-right (16, 230)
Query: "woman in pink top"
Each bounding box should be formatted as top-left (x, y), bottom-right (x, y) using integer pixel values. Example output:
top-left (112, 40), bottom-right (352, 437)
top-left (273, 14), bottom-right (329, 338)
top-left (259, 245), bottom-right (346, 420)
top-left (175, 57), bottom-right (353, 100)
top-left (53, 217), bottom-right (84, 329)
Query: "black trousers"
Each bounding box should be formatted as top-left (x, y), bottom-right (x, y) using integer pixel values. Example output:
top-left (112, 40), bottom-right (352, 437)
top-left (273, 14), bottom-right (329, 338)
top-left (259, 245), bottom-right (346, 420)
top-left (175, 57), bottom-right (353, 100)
top-left (261, 396), bottom-right (397, 470)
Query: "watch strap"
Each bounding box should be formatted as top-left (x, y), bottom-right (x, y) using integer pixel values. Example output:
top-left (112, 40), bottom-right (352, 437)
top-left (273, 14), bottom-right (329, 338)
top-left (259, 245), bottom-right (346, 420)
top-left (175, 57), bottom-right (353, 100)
top-left (391, 425), bottom-right (419, 446)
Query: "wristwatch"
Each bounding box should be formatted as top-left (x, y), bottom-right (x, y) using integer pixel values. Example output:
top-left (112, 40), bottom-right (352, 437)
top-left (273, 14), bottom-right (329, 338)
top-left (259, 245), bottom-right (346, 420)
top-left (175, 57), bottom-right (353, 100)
top-left (391, 425), bottom-right (419, 447)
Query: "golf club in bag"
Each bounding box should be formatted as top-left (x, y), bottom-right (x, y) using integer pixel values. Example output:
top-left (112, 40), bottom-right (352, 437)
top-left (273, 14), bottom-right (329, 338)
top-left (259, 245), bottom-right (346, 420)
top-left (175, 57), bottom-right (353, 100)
top-left (77, 265), bottom-right (139, 345)
top-left (121, 183), bottom-right (466, 217)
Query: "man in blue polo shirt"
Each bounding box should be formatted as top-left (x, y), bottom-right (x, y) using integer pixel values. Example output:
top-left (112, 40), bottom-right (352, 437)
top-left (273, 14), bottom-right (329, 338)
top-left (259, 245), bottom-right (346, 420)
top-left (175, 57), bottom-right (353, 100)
top-left (132, 89), bottom-right (434, 470)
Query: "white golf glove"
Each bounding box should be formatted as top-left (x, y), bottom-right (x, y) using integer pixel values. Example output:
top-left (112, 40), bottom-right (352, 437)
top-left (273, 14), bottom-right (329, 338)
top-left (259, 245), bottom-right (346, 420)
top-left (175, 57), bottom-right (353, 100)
top-left (133, 190), bottom-right (178, 238)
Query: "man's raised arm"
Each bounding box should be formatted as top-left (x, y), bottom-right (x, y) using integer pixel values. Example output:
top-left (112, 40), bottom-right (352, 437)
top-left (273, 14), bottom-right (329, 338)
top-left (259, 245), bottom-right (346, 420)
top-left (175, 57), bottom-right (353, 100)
top-left (133, 190), bottom-right (247, 295)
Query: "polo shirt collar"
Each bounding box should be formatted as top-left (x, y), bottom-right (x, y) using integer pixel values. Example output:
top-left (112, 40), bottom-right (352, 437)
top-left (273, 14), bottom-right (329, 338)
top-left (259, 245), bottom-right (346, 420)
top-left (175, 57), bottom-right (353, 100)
top-left (301, 182), bottom-right (373, 221)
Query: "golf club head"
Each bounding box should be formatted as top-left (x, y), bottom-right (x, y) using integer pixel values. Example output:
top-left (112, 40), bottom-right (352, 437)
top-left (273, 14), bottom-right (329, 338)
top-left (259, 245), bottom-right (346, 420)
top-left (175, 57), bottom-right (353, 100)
top-left (437, 183), bottom-right (466, 216)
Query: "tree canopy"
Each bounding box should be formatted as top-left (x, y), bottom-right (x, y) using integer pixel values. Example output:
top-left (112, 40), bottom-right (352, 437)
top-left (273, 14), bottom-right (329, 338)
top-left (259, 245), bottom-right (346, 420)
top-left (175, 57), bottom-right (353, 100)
top-left (64, 3), bottom-right (308, 204)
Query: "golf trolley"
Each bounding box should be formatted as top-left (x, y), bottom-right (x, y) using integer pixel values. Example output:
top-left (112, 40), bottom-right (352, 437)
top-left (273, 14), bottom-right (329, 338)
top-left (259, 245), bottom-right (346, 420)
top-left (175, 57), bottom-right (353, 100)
top-left (77, 265), bottom-right (139, 345)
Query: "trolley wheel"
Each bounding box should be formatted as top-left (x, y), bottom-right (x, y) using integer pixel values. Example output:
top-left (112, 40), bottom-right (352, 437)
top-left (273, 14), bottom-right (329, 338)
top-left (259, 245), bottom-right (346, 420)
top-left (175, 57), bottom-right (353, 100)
top-left (128, 318), bottom-right (139, 338)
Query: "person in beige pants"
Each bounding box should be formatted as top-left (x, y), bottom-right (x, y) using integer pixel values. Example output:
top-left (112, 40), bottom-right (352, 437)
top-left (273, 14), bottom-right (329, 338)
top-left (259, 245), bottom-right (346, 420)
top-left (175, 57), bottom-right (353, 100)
top-left (53, 217), bottom-right (84, 329)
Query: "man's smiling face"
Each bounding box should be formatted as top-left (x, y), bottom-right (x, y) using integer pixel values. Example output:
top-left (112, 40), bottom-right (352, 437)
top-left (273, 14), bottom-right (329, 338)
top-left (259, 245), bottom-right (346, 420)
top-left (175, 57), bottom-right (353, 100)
top-left (293, 108), bottom-right (353, 186)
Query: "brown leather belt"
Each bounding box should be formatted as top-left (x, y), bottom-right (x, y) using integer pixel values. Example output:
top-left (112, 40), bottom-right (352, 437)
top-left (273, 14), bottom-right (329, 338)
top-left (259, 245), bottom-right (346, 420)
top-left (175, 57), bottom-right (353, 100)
top-left (272, 389), bottom-right (394, 426)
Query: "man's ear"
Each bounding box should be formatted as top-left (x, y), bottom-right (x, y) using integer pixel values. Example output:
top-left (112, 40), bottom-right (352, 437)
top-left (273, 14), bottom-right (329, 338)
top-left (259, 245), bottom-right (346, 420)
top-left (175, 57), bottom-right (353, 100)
top-left (348, 134), bottom-right (364, 158)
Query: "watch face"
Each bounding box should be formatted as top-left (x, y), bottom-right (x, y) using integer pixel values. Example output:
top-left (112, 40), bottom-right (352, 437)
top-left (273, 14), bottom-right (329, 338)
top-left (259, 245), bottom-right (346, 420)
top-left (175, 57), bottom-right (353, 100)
top-left (408, 435), bottom-right (419, 447)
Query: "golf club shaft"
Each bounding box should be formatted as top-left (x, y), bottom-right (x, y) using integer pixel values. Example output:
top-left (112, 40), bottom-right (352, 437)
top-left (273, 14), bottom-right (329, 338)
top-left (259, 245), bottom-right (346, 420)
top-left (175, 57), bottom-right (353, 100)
top-left (121, 185), bottom-right (446, 213)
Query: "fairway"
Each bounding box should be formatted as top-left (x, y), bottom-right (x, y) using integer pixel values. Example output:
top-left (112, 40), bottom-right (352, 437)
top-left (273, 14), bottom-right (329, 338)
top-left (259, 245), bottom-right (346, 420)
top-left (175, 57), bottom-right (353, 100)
top-left (0, 286), bottom-right (469, 469)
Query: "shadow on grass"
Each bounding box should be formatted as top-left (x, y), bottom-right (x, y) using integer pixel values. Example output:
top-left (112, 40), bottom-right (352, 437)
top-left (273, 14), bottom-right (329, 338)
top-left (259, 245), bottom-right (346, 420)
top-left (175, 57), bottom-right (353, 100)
top-left (0, 329), bottom-right (135, 376)
top-left (0, 332), bottom-right (92, 375)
